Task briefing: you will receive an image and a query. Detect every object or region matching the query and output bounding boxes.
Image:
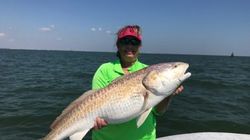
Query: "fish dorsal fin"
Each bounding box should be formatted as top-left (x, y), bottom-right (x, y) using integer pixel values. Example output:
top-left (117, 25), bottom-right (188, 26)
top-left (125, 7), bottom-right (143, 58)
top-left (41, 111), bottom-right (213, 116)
top-left (111, 75), bottom-right (125, 83)
top-left (62, 90), bottom-right (96, 115)
top-left (136, 108), bottom-right (152, 128)
top-left (50, 90), bottom-right (96, 129)
top-left (69, 129), bottom-right (90, 140)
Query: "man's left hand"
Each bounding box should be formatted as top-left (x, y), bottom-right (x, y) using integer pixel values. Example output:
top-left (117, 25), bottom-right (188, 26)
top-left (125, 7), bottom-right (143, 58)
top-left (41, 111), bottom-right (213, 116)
top-left (173, 85), bottom-right (184, 96)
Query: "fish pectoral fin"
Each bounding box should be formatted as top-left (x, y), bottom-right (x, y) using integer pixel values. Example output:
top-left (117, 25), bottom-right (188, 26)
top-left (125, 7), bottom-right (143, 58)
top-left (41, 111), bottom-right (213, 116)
top-left (141, 90), bottom-right (150, 110)
top-left (136, 108), bottom-right (152, 128)
top-left (69, 129), bottom-right (89, 140)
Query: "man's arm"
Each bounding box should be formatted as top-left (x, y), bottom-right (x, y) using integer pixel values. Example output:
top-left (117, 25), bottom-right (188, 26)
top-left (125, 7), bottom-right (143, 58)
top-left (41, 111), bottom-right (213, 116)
top-left (155, 85), bottom-right (184, 115)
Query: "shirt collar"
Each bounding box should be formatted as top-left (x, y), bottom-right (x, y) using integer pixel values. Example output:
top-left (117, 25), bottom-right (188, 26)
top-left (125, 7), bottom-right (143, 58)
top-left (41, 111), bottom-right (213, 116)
top-left (113, 59), bottom-right (140, 74)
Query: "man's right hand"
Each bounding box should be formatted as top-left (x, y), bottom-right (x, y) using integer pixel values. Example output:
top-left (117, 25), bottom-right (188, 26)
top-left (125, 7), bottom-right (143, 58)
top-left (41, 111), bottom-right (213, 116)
top-left (94, 117), bottom-right (108, 130)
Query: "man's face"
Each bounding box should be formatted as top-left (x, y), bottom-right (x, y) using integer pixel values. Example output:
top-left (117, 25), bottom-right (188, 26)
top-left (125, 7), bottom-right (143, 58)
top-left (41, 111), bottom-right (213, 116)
top-left (118, 45), bottom-right (140, 62)
top-left (117, 36), bottom-right (141, 63)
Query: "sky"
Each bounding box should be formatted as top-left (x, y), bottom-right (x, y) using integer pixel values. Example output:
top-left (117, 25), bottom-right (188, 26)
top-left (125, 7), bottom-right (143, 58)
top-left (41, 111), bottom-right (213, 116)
top-left (0, 0), bottom-right (250, 56)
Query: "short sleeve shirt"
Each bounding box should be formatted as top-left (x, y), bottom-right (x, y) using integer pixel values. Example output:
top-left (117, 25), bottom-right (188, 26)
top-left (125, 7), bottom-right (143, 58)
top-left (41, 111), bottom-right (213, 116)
top-left (92, 59), bottom-right (157, 140)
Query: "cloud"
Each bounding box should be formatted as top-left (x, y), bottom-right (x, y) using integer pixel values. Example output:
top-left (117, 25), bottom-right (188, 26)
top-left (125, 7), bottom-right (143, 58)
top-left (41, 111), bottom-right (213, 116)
top-left (91, 27), bottom-right (96, 31)
top-left (50, 25), bottom-right (55, 28)
top-left (0, 32), bottom-right (6, 37)
top-left (105, 30), bottom-right (111, 34)
top-left (91, 27), bottom-right (103, 32)
top-left (91, 27), bottom-right (114, 35)
top-left (39, 27), bottom-right (52, 32)
top-left (39, 25), bottom-right (55, 32)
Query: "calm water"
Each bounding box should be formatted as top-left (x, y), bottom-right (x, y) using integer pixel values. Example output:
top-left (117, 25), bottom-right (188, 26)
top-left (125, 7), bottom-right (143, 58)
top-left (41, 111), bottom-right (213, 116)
top-left (0, 49), bottom-right (249, 140)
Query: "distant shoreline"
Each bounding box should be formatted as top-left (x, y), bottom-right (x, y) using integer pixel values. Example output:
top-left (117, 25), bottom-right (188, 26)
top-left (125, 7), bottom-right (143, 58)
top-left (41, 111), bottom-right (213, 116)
top-left (0, 48), bottom-right (249, 57)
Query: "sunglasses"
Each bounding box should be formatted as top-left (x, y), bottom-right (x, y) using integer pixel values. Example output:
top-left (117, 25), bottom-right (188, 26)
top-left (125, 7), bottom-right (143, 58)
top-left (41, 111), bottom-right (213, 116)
top-left (117, 37), bottom-right (141, 47)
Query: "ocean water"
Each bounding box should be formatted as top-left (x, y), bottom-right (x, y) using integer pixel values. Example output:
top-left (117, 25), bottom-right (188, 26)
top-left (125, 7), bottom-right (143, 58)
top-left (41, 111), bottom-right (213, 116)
top-left (0, 49), bottom-right (249, 140)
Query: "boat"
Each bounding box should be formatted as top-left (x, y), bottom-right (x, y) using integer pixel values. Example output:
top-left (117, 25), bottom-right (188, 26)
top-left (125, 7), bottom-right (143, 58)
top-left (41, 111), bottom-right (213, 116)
top-left (230, 52), bottom-right (234, 57)
top-left (156, 132), bottom-right (250, 140)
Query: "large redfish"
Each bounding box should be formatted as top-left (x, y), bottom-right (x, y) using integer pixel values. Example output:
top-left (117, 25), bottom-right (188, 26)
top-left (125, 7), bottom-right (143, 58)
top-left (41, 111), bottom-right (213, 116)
top-left (43, 62), bottom-right (191, 140)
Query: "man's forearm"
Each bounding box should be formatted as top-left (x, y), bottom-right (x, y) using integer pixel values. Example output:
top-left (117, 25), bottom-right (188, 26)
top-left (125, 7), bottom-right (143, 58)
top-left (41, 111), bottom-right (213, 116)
top-left (155, 95), bottom-right (173, 115)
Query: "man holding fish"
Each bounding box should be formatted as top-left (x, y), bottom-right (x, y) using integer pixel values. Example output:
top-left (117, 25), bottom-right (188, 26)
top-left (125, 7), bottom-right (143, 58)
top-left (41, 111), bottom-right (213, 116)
top-left (91, 25), bottom-right (185, 140)
top-left (43, 25), bottom-right (191, 140)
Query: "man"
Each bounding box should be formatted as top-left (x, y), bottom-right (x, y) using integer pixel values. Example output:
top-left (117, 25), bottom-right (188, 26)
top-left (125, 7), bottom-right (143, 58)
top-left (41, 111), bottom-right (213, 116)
top-left (92, 25), bottom-right (184, 140)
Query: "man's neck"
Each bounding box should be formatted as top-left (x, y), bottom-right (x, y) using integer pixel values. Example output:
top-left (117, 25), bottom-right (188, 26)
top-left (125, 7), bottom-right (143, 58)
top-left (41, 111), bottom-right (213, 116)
top-left (120, 59), bottom-right (136, 68)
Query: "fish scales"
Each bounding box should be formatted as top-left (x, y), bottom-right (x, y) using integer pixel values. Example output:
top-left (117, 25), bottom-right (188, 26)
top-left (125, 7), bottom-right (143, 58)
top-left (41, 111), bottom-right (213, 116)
top-left (48, 69), bottom-right (148, 139)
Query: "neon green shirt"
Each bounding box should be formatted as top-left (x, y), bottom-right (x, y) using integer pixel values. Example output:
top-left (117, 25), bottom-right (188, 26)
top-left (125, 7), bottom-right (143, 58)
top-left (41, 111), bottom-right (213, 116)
top-left (92, 59), bottom-right (157, 140)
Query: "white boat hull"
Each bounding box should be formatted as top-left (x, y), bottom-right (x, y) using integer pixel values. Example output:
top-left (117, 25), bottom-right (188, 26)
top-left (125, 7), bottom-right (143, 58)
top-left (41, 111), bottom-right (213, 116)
top-left (157, 132), bottom-right (250, 140)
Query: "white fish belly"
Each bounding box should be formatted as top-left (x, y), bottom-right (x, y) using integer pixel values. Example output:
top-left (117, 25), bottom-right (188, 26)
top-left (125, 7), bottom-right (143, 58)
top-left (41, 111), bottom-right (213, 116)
top-left (100, 93), bottom-right (144, 124)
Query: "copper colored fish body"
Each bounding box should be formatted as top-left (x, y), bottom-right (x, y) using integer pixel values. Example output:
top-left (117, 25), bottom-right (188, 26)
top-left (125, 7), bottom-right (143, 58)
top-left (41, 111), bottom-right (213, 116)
top-left (43, 62), bottom-right (191, 140)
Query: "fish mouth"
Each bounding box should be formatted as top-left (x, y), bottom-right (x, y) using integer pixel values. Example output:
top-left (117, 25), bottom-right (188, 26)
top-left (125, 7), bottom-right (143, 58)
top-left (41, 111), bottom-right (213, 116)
top-left (179, 72), bottom-right (191, 82)
top-left (179, 63), bottom-right (191, 82)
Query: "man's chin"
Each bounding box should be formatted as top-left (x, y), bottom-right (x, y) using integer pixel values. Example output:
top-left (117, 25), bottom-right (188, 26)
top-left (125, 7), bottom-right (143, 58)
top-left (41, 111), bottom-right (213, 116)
top-left (124, 57), bottom-right (136, 62)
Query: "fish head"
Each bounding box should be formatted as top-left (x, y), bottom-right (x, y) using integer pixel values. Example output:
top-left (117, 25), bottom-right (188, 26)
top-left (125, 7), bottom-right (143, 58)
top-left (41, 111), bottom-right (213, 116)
top-left (143, 62), bottom-right (191, 96)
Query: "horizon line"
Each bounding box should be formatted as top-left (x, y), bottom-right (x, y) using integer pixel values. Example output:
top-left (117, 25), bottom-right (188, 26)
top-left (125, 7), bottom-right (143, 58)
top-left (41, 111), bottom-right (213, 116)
top-left (0, 48), bottom-right (249, 57)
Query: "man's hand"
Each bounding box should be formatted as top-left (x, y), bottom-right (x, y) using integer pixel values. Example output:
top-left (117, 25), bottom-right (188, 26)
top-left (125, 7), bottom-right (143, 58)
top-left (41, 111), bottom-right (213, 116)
top-left (173, 85), bottom-right (184, 96)
top-left (93, 117), bottom-right (108, 130)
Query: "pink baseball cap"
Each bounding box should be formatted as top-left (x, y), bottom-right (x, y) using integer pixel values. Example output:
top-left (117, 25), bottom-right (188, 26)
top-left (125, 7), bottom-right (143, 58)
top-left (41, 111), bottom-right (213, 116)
top-left (117, 25), bottom-right (142, 41)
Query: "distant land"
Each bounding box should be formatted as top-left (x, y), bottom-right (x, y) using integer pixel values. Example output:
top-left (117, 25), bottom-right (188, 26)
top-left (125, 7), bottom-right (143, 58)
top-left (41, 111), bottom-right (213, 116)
top-left (0, 48), bottom-right (249, 57)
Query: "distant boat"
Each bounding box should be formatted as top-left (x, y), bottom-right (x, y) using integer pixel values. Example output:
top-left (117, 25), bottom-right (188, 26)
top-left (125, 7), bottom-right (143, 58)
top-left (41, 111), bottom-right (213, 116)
top-left (230, 52), bottom-right (234, 57)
